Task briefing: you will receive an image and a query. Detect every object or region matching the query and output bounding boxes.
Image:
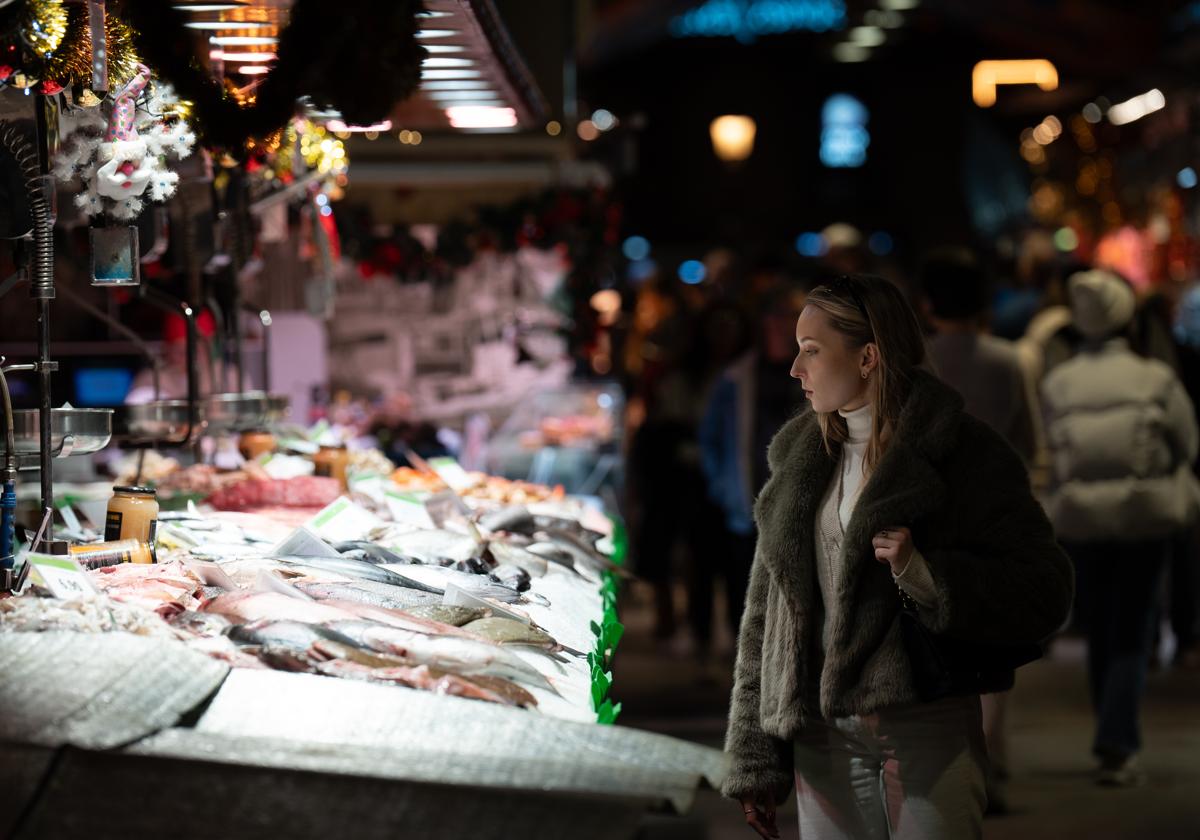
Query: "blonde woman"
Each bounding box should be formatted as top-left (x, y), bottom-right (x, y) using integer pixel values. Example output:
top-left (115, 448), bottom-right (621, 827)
top-left (724, 275), bottom-right (1073, 839)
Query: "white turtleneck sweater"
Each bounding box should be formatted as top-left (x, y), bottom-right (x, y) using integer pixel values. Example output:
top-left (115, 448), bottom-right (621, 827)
top-left (814, 404), bottom-right (937, 648)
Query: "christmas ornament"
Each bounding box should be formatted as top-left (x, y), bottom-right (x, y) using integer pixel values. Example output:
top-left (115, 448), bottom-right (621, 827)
top-left (54, 66), bottom-right (196, 220)
top-left (41, 2), bottom-right (139, 91)
top-left (0, 0), bottom-right (68, 72)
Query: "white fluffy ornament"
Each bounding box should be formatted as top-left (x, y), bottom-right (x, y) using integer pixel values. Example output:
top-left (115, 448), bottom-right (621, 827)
top-left (53, 65), bottom-right (196, 221)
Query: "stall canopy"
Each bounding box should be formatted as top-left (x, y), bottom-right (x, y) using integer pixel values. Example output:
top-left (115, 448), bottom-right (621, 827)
top-left (180, 0), bottom-right (548, 132)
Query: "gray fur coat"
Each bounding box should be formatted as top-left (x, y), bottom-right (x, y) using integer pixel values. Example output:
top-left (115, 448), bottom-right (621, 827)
top-left (722, 370), bottom-right (1073, 802)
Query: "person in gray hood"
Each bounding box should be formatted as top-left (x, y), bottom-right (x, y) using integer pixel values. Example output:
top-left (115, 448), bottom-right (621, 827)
top-left (1041, 268), bottom-right (1200, 787)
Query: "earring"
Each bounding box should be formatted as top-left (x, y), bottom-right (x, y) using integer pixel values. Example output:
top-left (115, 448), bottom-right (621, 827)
top-left (861, 370), bottom-right (869, 379)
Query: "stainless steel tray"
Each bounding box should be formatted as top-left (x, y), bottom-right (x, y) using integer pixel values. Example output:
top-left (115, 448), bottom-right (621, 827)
top-left (113, 401), bottom-right (205, 443)
top-left (12, 408), bottom-right (113, 466)
top-left (204, 392), bottom-right (289, 434)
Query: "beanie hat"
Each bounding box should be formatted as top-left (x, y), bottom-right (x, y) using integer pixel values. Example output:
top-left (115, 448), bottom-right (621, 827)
top-left (1068, 269), bottom-right (1136, 339)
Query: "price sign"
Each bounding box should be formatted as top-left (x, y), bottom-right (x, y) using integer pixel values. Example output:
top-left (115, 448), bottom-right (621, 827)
top-left (25, 553), bottom-right (97, 599)
top-left (428, 457), bottom-right (474, 492)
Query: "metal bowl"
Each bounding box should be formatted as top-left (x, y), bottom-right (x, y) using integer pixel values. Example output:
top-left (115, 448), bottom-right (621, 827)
top-left (11, 408), bottom-right (113, 466)
top-left (204, 392), bottom-right (291, 434)
top-left (113, 400), bottom-right (205, 443)
top-left (265, 393), bottom-right (290, 419)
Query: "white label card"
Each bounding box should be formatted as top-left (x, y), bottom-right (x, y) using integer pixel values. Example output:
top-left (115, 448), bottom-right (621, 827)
top-left (25, 552), bottom-right (97, 599)
top-left (428, 457), bottom-right (475, 492)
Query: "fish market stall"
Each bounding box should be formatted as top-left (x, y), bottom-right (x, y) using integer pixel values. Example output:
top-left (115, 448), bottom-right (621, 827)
top-left (0, 453), bottom-right (725, 838)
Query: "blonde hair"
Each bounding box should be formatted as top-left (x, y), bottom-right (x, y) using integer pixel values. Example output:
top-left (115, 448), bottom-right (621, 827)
top-left (805, 275), bottom-right (927, 471)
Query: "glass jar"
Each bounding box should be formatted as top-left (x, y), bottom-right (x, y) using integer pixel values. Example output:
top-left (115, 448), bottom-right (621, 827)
top-left (239, 431), bottom-right (276, 461)
top-left (105, 485), bottom-right (159, 545)
top-left (313, 445), bottom-right (349, 489)
top-left (70, 538), bottom-right (155, 569)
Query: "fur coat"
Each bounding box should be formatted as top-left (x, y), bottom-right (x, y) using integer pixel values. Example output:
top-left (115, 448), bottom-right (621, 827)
top-left (722, 369), bottom-right (1074, 802)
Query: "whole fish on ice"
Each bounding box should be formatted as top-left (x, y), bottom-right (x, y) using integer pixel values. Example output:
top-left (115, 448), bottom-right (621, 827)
top-left (276, 555), bottom-right (442, 594)
top-left (294, 580), bottom-right (442, 611)
top-left (327, 620), bottom-right (558, 692)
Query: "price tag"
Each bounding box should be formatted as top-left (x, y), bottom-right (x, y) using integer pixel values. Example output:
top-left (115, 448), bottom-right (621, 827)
top-left (306, 496), bottom-right (384, 543)
top-left (58, 504), bottom-right (83, 535)
top-left (183, 558), bottom-right (239, 590)
top-left (25, 552), bottom-right (97, 599)
top-left (441, 581), bottom-right (530, 624)
top-left (427, 457), bottom-right (474, 492)
top-left (271, 524), bottom-right (342, 559)
top-left (385, 490), bottom-right (435, 528)
top-left (423, 490), bottom-right (471, 530)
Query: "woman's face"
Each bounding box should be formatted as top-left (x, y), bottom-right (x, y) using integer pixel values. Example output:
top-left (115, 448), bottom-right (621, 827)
top-left (790, 305), bottom-right (872, 413)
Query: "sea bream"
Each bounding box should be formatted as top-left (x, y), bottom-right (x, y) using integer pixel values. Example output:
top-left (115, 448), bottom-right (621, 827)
top-left (461, 616), bottom-right (559, 651)
top-left (327, 620), bottom-right (558, 692)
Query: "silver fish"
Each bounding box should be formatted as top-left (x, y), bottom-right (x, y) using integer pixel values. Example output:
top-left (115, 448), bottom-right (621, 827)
top-left (379, 529), bottom-right (480, 564)
top-left (296, 581), bottom-right (442, 611)
top-left (525, 541), bottom-right (593, 580)
top-left (462, 617), bottom-right (558, 650)
top-left (327, 620), bottom-right (558, 692)
top-left (535, 529), bottom-right (626, 578)
top-left (276, 555), bottom-right (443, 594)
top-left (332, 541), bottom-right (416, 565)
top-left (381, 563), bottom-right (523, 603)
top-left (478, 506), bottom-right (536, 535)
top-left (487, 541), bottom-right (548, 578)
top-left (404, 605), bottom-right (489, 627)
top-left (228, 619), bottom-right (362, 650)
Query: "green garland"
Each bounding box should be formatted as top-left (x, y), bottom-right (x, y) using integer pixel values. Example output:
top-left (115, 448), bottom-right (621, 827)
top-left (590, 515), bottom-right (627, 725)
top-left (115, 0), bottom-right (426, 151)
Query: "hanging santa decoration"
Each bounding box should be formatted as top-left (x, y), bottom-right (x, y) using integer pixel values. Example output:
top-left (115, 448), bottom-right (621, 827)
top-left (53, 63), bottom-right (196, 220)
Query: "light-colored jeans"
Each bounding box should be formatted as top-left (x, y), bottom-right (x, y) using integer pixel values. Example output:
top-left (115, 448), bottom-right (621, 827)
top-left (793, 695), bottom-right (988, 839)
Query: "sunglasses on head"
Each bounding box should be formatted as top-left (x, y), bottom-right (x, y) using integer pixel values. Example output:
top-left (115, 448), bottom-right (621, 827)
top-left (826, 275), bottom-right (869, 319)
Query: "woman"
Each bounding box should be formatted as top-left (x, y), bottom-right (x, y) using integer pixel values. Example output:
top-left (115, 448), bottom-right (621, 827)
top-left (724, 275), bottom-right (1073, 839)
top-left (1041, 269), bottom-right (1200, 786)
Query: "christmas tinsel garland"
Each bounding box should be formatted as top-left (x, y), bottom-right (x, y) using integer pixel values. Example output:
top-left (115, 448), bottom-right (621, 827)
top-left (116, 0), bottom-right (426, 151)
top-left (43, 2), bottom-right (140, 89)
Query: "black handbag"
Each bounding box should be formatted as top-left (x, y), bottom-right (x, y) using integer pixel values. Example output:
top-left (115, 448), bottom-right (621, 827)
top-left (898, 588), bottom-right (1044, 702)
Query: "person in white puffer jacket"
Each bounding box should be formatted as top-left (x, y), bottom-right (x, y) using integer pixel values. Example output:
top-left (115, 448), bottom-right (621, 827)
top-left (1042, 268), bottom-right (1200, 788)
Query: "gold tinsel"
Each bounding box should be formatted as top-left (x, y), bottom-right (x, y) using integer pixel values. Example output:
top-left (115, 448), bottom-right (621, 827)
top-left (41, 2), bottom-right (139, 89)
top-left (18, 0), bottom-right (67, 59)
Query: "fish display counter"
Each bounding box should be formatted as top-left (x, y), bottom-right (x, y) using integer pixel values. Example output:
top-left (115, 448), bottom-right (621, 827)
top-left (0, 457), bottom-right (725, 838)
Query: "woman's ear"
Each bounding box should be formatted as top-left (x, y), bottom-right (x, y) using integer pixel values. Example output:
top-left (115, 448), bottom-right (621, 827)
top-left (861, 343), bottom-right (880, 376)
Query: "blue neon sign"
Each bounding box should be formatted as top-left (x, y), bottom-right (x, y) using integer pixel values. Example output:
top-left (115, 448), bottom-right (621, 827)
top-left (671, 0), bottom-right (847, 44)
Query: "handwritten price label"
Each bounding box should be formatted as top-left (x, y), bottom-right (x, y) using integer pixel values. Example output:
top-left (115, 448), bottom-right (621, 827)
top-left (25, 553), bottom-right (97, 599)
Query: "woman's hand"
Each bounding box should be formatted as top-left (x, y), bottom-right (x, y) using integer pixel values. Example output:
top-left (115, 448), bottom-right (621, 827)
top-left (873, 525), bottom-right (915, 575)
top-left (738, 794), bottom-right (780, 839)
